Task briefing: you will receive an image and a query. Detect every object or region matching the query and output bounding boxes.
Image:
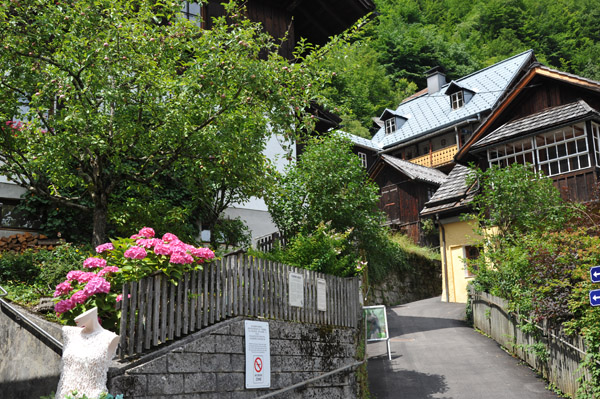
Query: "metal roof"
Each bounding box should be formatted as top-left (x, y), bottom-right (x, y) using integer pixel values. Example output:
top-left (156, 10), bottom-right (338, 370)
top-left (472, 100), bottom-right (600, 150)
top-left (367, 50), bottom-right (535, 150)
top-left (379, 154), bottom-right (447, 185)
top-left (337, 130), bottom-right (382, 150)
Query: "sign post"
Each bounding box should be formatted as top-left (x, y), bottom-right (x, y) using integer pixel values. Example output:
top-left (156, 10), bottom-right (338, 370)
top-left (363, 305), bottom-right (391, 360)
top-left (245, 320), bottom-right (271, 389)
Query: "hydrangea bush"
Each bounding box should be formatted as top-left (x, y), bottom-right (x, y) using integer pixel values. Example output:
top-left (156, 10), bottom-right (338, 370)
top-left (53, 227), bottom-right (215, 331)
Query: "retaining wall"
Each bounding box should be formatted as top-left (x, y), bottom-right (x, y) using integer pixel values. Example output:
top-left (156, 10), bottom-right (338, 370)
top-left (109, 317), bottom-right (359, 398)
top-left (0, 302), bottom-right (62, 399)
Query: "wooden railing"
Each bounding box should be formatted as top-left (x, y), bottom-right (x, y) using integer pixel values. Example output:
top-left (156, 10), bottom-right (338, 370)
top-left (117, 253), bottom-right (361, 359)
top-left (409, 145), bottom-right (458, 168)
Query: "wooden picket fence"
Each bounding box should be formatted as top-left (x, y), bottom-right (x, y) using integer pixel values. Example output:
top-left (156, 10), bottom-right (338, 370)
top-left (117, 252), bottom-right (361, 359)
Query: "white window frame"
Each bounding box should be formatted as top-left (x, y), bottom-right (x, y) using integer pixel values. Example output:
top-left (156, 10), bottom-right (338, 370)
top-left (451, 91), bottom-right (464, 110)
top-left (384, 118), bottom-right (396, 135)
top-left (536, 123), bottom-right (589, 177)
top-left (358, 152), bottom-right (368, 168)
top-left (487, 122), bottom-right (591, 177)
top-left (591, 121), bottom-right (600, 166)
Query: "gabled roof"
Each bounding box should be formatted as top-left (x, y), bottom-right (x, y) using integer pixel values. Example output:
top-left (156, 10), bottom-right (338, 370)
top-left (456, 64), bottom-right (600, 161)
top-left (445, 81), bottom-right (474, 96)
top-left (368, 50), bottom-right (535, 150)
top-left (472, 100), bottom-right (600, 151)
top-left (420, 164), bottom-right (476, 216)
top-left (374, 154), bottom-right (447, 185)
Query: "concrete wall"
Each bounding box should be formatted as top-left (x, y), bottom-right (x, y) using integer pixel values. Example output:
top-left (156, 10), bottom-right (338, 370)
top-left (0, 302), bottom-right (62, 399)
top-left (109, 317), bottom-right (359, 398)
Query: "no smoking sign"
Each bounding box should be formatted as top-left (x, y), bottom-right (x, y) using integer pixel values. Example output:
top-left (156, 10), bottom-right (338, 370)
top-left (254, 357), bottom-right (263, 373)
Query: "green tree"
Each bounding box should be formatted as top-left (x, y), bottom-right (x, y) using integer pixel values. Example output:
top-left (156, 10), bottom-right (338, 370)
top-left (264, 134), bottom-right (404, 278)
top-left (0, 0), bottom-right (329, 246)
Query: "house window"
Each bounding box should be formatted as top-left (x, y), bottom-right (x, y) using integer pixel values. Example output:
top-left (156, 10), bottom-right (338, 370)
top-left (487, 122), bottom-right (590, 177)
top-left (0, 200), bottom-right (39, 229)
top-left (451, 91), bottom-right (464, 110)
top-left (181, 1), bottom-right (202, 27)
top-left (384, 118), bottom-right (396, 135)
top-left (536, 123), bottom-right (589, 177)
top-left (463, 246), bottom-right (480, 278)
top-left (358, 152), bottom-right (368, 168)
top-left (487, 138), bottom-right (535, 168)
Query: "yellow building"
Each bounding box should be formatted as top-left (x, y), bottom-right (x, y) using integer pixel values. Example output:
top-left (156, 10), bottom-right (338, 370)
top-left (421, 165), bottom-right (480, 303)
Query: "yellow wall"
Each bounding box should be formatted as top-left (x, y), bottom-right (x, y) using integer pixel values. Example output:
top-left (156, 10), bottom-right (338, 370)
top-left (439, 218), bottom-right (480, 303)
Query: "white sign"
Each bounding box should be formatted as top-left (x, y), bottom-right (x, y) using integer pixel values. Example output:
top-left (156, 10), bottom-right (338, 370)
top-left (245, 320), bottom-right (271, 388)
top-left (289, 272), bottom-right (304, 307)
top-left (317, 278), bottom-right (327, 311)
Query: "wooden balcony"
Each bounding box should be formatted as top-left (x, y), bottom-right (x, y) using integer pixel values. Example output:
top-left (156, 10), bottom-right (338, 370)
top-left (409, 145), bottom-right (458, 168)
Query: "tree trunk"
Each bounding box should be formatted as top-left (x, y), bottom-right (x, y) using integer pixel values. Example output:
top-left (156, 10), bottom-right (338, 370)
top-left (92, 192), bottom-right (109, 247)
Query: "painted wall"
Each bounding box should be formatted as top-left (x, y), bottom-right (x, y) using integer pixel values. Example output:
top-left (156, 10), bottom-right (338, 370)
top-left (439, 217), bottom-right (480, 303)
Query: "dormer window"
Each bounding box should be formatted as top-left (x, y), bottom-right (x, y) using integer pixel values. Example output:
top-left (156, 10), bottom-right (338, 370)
top-left (446, 81), bottom-right (474, 111)
top-left (451, 91), bottom-right (464, 110)
top-left (385, 118), bottom-right (396, 135)
top-left (380, 109), bottom-right (407, 135)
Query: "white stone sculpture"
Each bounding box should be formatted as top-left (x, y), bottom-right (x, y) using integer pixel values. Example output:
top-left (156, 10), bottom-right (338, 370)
top-left (55, 307), bottom-right (119, 399)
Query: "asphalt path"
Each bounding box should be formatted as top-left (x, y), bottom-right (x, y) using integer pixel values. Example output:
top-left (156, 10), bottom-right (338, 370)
top-left (367, 296), bottom-right (560, 399)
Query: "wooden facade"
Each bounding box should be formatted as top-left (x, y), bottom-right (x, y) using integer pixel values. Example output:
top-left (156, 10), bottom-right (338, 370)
top-left (372, 161), bottom-right (439, 244)
top-left (204, 0), bottom-right (375, 60)
top-left (460, 68), bottom-right (600, 204)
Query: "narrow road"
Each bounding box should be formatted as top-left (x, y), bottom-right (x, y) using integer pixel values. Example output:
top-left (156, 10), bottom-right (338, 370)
top-left (367, 297), bottom-right (560, 399)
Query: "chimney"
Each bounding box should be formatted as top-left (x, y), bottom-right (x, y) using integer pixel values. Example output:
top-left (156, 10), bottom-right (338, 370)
top-left (426, 66), bottom-right (446, 94)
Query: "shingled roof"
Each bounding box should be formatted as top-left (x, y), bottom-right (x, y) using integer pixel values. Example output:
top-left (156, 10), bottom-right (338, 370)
top-left (420, 164), bottom-right (476, 216)
top-left (377, 154), bottom-right (447, 185)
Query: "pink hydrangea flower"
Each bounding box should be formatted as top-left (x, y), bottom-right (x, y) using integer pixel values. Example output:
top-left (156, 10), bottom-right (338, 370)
top-left (162, 232), bottom-right (179, 243)
top-left (116, 294), bottom-right (131, 303)
top-left (53, 281), bottom-right (72, 297)
top-left (83, 257), bottom-right (107, 269)
top-left (130, 233), bottom-right (142, 239)
top-left (71, 290), bottom-right (89, 304)
top-left (55, 299), bottom-right (75, 314)
top-left (66, 270), bottom-right (84, 281)
top-left (153, 241), bottom-right (172, 256)
top-left (138, 227), bottom-right (155, 238)
top-left (76, 272), bottom-right (97, 283)
top-left (124, 246), bottom-right (147, 259)
top-left (95, 242), bottom-right (114, 253)
top-left (191, 247), bottom-right (215, 260)
top-left (97, 266), bottom-right (119, 277)
top-left (84, 276), bottom-right (111, 295)
top-left (136, 238), bottom-right (160, 248)
top-left (170, 251), bottom-right (194, 264)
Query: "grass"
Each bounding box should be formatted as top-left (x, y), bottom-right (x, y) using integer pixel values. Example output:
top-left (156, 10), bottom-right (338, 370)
top-left (389, 232), bottom-right (441, 262)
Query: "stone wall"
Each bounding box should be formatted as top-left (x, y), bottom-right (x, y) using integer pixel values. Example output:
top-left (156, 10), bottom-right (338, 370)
top-left (369, 254), bottom-right (442, 306)
top-left (0, 302), bottom-right (62, 399)
top-left (109, 317), bottom-right (360, 398)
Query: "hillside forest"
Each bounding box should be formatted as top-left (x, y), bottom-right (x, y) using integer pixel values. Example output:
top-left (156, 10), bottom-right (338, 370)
top-left (321, 0), bottom-right (600, 138)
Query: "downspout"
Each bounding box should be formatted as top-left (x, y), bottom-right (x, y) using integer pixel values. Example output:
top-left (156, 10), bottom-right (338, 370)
top-left (436, 214), bottom-right (450, 302)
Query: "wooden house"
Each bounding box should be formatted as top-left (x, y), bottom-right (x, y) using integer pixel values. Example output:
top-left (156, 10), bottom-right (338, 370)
top-left (345, 50), bottom-right (537, 243)
top-left (422, 61), bottom-right (600, 303)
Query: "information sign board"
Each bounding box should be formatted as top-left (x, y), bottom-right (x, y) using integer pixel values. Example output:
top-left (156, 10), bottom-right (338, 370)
top-left (289, 272), bottom-right (304, 307)
top-left (245, 320), bottom-right (271, 388)
top-left (317, 278), bottom-right (327, 311)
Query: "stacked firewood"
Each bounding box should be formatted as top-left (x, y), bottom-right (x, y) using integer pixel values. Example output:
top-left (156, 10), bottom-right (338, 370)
top-left (0, 232), bottom-right (61, 253)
